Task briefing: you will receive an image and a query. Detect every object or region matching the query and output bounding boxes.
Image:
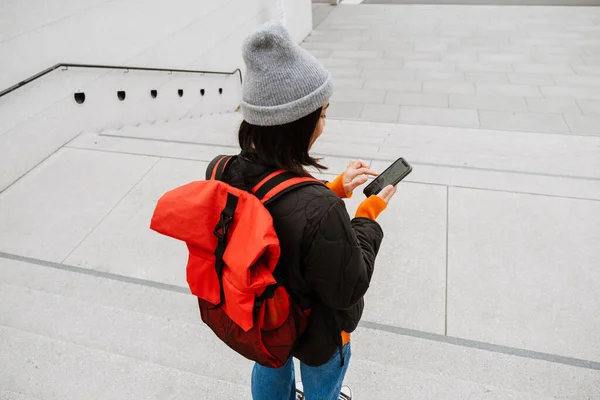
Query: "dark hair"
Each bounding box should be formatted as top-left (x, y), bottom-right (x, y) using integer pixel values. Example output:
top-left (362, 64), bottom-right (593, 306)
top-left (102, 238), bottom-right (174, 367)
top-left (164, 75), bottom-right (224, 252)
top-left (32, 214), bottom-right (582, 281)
top-left (238, 107), bottom-right (327, 176)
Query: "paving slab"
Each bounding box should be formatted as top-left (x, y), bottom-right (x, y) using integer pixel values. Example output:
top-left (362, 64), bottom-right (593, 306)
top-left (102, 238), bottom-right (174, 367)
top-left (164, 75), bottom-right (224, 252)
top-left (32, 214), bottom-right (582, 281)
top-left (301, 41), bottom-right (361, 51)
top-left (513, 63), bottom-right (574, 74)
top-left (552, 74), bottom-right (600, 86)
top-left (399, 106), bottom-right (480, 128)
top-left (385, 91), bottom-right (449, 107)
top-left (305, 4), bottom-right (600, 130)
top-left (343, 181), bottom-right (447, 333)
top-left (450, 94), bottom-right (528, 112)
top-left (465, 72), bottom-right (509, 84)
top-left (360, 104), bottom-right (400, 122)
top-left (0, 326), bottom-right (249, 400)
top-left (318, 57), bottom-right (360, 67)
top-left (330, 50), bottom-right (383, 59)
top-left (479, 110), bottom-right (569, 133)
top-left (541, 86), bottom-right (600, 100)
top-left (68, 132), bottom-right (235, 162)
top-left (0, 148), bottom-right (157, 262)
top-left (563, 114), bottom-right (600, 136)
top-left (443, 53), bottom-right (479, 62)
top-left (346, 359), bottom-right (556, 400)
top-left (456, 62), bottom-right (513, 73)
top-left (381, 122), bottom-right (600, 178)
top-left (0, 281), bottom-right (253, 387)
top-left (414, 71), bottom-right (466, 82)
top-left (323, 101), bottom-right (364, 118)
top-left (403, 60), bottom-right (456, 72)
top-left (476, 83), bottom-right (541, 97)
top-left (327, 66), bottom-right (362, 78)
top-left (507, 73), bottom-right (555, 85)
top-left (384, 51), bottom-right (440, 61)
top-left (360, 68), bottom-right (416, 79)
top-left (572, 64), bottom-right (600, 75)
top-left (63, 158), bottom-right (206, 286)
top-left (0, 101), bottom-right (88, 192)
top-left (447, 187), bottom-right (600, 362)
top-left (0, 391), bottom-right (40, 400)
top-left (365, 79), bottom-right (422, 92)
top-left (0, 257), bottom-right (198, 325)
top-left (358, 58), bottom-right (405, 69)
top-left (408, 163), bottom-right (600, 201)
top-left (577, 99), bottom-right (600, 116)
top-left (332, 77), bottom-right (366, 89)
top-left (526, 98), bottom-right (582, 115)
top-left (423, 81), bottom-right (475, 94)
top-left (331, 88), bottom-right (386, 103)
top-left (351, 328), bottom-right (600, 400)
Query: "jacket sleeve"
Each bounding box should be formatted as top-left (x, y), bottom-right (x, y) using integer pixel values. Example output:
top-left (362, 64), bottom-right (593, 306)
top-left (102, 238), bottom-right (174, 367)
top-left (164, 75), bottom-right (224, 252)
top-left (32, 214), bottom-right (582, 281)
top-left (303, 199), bottom-right (384, 310)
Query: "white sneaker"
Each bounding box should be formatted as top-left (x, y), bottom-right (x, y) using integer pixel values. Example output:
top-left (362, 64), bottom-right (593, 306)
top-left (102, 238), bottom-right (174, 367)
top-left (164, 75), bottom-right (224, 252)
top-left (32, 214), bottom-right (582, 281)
top-left (295, 382), bottom-right (353, 400)
top-left (339, 386), bottom-right (353, 400)
top-left (296, 381), bottom-right (304, 400)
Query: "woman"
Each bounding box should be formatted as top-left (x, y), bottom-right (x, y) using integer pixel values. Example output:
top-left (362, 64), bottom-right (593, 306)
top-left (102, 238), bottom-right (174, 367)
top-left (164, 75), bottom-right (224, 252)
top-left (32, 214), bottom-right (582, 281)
top-left (225, 21), bottom-right (396, 400)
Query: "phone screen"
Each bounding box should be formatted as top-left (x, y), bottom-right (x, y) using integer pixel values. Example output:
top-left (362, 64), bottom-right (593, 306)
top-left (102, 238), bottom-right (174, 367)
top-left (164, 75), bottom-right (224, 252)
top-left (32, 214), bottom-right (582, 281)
top-left (364, 158), bottom-right (412, 197)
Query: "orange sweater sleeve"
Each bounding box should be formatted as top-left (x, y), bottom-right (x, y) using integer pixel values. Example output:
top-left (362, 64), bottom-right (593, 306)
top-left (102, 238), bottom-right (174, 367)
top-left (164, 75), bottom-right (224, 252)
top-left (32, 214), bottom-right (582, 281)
top-left (325, 174), bottom-right (351, 199)
top-left (356, 195), bottom-right (387, 220)
top-left (343, 198), bottom-right (387, 343)
top-left (342, 331), bottom-right (351, 345)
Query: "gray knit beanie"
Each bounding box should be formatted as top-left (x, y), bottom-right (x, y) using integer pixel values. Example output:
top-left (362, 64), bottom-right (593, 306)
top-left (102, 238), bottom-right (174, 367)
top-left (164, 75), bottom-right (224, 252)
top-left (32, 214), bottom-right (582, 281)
top-left (240, 21), bottom-right (333, 126)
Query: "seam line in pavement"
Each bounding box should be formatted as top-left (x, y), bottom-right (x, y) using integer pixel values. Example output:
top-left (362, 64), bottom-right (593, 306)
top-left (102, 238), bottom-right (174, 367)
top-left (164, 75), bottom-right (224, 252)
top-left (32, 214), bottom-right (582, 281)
top-left (0, 251), bottom-right (190, 295)
top-left (0, 132), bottom-right (80, 196)
top-left (359, 321), bottom-right (600, 371)
top-left (59, 157), bottom-right (162, 264)
top-left (444, 186), bottom-right (450, 336)
top-left (64, 145), bottom-right (600, 202)
top-left (2, 250), bottom-right (599, 371)
top-left (97, 133), bottom-right (600, 182)
top-left (0, 324), bottom-right (251, 391)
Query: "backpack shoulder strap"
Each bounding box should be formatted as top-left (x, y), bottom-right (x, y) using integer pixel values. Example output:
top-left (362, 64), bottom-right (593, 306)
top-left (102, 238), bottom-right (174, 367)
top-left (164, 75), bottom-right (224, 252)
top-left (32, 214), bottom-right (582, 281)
top-left (252, 170), bottom-right (323, 205)
top-left (206, 155), bottom-right (235, 181)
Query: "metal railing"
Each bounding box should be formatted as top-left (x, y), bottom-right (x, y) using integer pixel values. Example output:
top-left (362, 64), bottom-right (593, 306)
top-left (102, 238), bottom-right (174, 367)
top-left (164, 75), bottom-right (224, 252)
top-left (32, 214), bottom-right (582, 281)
top-left (0, 63), bottom-right (243, 99)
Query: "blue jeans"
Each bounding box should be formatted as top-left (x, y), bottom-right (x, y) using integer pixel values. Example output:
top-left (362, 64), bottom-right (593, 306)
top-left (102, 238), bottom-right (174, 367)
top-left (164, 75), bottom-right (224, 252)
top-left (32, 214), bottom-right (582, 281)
top-left (251, 343), bottom-right (352, 400)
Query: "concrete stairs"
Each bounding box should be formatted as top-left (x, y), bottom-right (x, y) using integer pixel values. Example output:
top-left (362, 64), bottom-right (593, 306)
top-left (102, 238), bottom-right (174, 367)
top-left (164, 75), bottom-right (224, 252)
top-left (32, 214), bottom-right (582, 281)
top-left (1, 255), bottom-right (598, 399)
top-left (1, 111), bottom-right (599, 399)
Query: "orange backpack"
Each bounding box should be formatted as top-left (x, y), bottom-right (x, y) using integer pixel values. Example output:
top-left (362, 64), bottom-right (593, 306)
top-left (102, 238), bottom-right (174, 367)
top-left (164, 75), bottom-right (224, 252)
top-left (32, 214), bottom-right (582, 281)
top-left (150, 155), bottom-right (323, 367)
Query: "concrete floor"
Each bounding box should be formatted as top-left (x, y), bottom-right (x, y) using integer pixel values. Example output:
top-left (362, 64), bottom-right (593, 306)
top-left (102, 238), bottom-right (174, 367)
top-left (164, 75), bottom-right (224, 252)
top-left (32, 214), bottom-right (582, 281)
top-left (1, 111), bottom-right (599, 398)
top-left (304, 4), bottom-right (600, 136)
top-left (1, 3), bottom-right (600, 399)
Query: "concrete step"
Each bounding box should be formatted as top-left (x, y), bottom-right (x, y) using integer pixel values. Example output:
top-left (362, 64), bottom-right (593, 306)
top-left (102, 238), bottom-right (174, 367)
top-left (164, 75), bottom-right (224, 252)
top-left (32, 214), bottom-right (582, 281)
top-left (2, 120), bottom-right (598, 368)
top-left (0, 326), bottom-right (249, 400)
top-left (67, 114), bottom-right (600, 201)
top-left (1, 257), bottom-right (598, 399)
top-left (96, 112), bottom-right (600, 180)
top-left (2, 112), bottom-right (599, 400)
top-left (0, 391), bottom-right (41, 400)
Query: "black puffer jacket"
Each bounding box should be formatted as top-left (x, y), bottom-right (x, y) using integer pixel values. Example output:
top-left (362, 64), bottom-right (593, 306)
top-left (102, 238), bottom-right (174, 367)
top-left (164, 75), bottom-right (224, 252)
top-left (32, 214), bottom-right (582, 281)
top-left (208, 153), bottom-right (384, 366)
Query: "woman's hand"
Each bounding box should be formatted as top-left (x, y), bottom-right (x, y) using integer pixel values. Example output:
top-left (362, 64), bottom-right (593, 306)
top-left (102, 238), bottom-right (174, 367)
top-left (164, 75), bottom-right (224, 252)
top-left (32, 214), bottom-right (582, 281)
top-left (376, 185), bottom-right (397, 204)
top-left (342, 159), bottom-right (378, 195)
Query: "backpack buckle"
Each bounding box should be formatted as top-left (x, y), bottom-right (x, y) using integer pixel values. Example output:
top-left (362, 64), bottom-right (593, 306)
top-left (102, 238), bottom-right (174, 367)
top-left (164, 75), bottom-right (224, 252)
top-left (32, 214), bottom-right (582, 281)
top-left (213, 193), bottom-right (238, 241)
top-left (214, 214), bottom-right (232, 240)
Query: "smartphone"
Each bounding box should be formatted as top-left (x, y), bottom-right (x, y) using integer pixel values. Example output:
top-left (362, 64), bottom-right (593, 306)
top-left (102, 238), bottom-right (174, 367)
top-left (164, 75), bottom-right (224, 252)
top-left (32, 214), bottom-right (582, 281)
top-left (363, 158), bottom-right (412, 197)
